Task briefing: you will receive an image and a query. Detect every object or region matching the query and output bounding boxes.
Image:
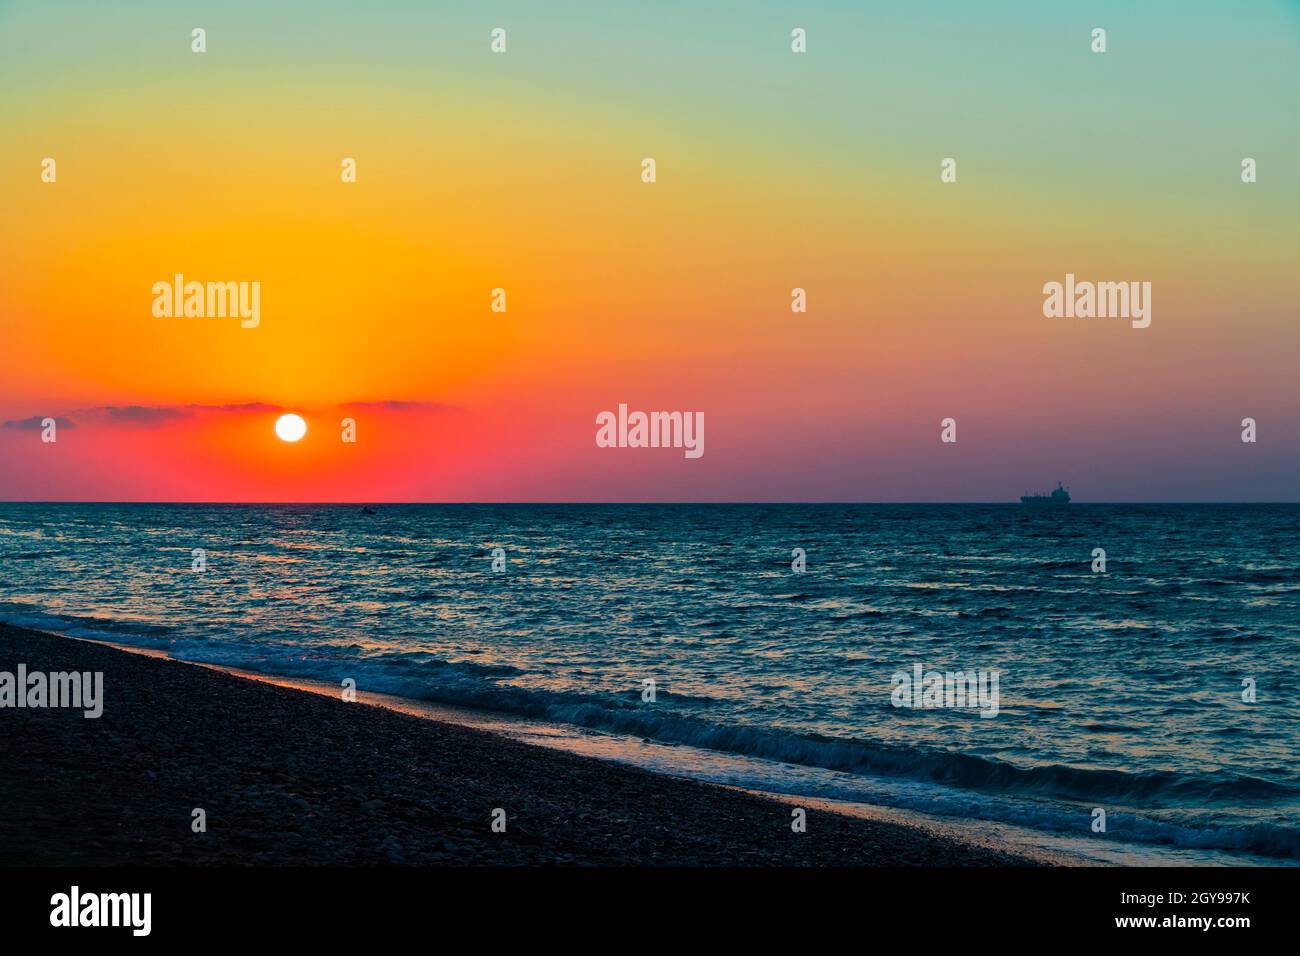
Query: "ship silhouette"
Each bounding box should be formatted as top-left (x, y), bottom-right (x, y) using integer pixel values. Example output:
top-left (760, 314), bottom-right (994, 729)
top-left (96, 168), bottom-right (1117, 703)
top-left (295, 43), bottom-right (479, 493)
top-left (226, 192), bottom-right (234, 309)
top-left (1020, 482), bottom-right (1070, 504)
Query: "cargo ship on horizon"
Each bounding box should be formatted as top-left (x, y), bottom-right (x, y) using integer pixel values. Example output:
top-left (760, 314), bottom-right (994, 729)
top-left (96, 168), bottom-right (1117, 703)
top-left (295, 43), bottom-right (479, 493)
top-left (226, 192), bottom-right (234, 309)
top-left (1020, 482), bottom-right (1070, 504)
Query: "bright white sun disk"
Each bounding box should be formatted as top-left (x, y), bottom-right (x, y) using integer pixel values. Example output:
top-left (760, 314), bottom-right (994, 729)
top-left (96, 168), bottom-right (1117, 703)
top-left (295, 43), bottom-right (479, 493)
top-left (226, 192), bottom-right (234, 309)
top-left (275, 413), bottom-right (307, 442)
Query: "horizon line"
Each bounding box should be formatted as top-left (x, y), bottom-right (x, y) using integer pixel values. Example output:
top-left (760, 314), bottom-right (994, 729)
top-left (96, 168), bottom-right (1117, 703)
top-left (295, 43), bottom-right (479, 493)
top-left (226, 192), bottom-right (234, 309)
top-left (2, 500), bottom-right (1299, 507)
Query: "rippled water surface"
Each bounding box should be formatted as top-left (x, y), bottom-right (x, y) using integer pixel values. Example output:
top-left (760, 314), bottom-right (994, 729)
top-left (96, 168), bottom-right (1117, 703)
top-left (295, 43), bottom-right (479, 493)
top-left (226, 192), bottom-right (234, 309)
top-left (2, 503), bottom-right (1297, 862)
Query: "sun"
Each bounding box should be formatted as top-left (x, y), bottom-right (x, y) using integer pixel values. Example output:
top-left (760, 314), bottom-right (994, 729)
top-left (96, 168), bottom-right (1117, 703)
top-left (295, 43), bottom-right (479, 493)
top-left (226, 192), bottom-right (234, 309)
top-left (274, 413), bottom-right (307, 442)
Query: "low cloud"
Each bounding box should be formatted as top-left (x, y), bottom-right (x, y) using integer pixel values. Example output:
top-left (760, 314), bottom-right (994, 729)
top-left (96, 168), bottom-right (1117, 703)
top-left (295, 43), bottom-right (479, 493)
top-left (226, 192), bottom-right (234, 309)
top-left (3, 415), bottom-right (75, 430)
top-left (197, 402), bottom-right (280, 414)
top-left (5, 400), bottom-right (455, 430)
top-left (102, 405), bottom-right (189, 426)
top-left (342, 400), bottom-right (459, 413)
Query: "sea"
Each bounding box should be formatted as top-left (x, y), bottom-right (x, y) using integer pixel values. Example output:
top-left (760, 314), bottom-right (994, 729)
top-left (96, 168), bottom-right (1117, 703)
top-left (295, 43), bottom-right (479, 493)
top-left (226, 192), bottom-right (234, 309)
top-left (1, 502), bottom-right (1297, 865)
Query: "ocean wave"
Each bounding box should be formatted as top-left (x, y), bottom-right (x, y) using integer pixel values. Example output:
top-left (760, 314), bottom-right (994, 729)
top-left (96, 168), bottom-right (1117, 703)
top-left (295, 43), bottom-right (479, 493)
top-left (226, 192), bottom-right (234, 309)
top-left (146, 632), bottom-right (1300, 860)
top-left (4, 602), bottom-right (1298, 860)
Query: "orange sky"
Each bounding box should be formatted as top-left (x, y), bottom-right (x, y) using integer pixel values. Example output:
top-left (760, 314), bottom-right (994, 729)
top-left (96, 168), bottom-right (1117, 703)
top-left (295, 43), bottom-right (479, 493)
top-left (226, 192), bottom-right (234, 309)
top-left (2, 1), bottom-right (1298, 500)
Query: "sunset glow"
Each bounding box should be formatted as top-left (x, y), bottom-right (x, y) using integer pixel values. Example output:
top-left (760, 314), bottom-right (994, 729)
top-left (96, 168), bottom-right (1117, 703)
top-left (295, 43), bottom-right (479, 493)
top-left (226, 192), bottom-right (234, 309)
top-left (1, 0), bottom-right (1297, 502)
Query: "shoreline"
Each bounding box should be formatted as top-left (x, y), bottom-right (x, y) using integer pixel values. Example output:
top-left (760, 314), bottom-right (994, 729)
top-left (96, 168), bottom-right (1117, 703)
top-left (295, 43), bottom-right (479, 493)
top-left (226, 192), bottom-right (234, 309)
top-left (85, 635), bottom-right (1091, 864)
top-left (0, 622), bottom-right (1048, 866)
